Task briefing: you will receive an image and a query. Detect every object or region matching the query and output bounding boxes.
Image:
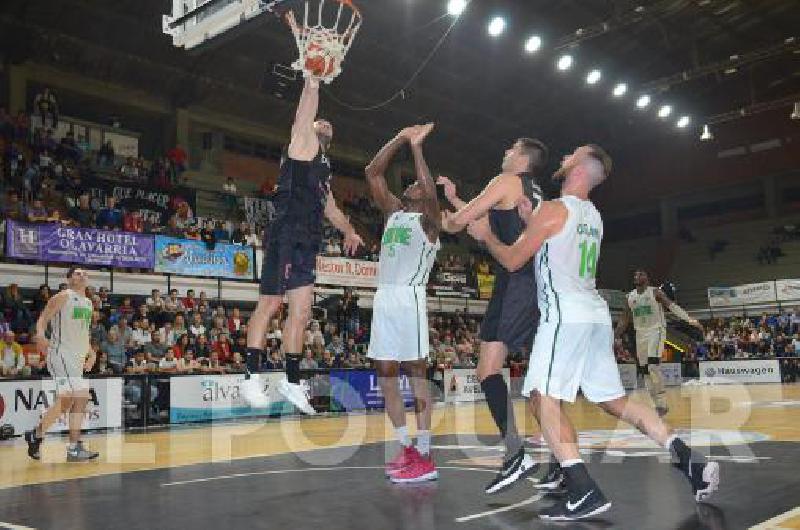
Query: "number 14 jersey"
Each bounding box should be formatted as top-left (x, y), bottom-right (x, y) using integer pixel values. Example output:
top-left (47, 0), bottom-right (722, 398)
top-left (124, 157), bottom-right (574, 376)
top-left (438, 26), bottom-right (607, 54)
top-left (535, 195), bottom-right (611, 325)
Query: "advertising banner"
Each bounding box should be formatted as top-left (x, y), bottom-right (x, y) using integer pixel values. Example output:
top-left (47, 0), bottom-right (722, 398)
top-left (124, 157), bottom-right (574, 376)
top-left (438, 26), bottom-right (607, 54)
top-left (661, 363), bottom-right (683, 386)
top-left (444, 368), bottom-right (510, 402)
top-left (329, 370), bottom-right (415, 411)
top-left (315, 256), bottom-right (379, 288)
top-left (0, 378), bottom-right (122, 433)
top-left (83, 178), bottom-right (197, 226)
top-left (6, 221), bottom-right (154, 268)
top-left (169, 373), bottom-right (291, 423)
top-left (155, 236), bottom-right (255, 279)
top-left (242, 197), bottom-right (275, 227)
top-left (699, 360), bottom-right (781, 384)
top-left (776, 279), bottom-right (800, 302)
top-left (707, 282), bottom-right (777, 307)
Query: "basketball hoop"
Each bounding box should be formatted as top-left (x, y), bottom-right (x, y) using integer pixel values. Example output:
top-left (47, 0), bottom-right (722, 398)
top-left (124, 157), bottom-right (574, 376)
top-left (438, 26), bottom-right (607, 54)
top-left (267, 0), bottom-right (362, 84)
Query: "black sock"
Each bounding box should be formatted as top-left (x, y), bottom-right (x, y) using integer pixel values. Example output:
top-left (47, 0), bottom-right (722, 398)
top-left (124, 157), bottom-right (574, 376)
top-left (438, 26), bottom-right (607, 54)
top-left (286, 353), bottom-right (301, 384)
top-left (245, 348), bottom-right (262, 378)
top-left (562, 462), bottom-right (595, 496)
top-left (480, 373), bottom-right (522, 456)
top-left (669, 437), bottom-right (701, 476)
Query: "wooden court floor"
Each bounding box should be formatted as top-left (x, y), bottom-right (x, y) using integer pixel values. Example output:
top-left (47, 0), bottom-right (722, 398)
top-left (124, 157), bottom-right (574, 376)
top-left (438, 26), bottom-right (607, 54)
top-left (1, 383), bottom-right (799, 529)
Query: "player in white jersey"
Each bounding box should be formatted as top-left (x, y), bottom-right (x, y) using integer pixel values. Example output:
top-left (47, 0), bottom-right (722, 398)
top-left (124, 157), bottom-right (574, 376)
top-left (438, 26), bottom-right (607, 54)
top-left (25, 267), bottom-right (99, 462)
top-left (365, 123), bottom-right (441, 483)
top-left (468, 145), bottom-right (719, 521)
top-left (616, 270), bottom-right (702, 416)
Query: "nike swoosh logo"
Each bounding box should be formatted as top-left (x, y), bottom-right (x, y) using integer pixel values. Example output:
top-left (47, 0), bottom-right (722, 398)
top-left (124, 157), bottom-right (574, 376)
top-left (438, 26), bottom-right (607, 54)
top-left (499, 459), bottom-right (520, 477)
top-left (566, 490), bottom-right (593, 512)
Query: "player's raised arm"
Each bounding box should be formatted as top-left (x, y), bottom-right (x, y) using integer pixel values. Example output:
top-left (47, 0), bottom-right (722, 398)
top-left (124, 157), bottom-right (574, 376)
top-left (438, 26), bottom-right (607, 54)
top-left (467, 200), bottom-right (567, 273)
top-left (441, 174), bottom-right (514, 233)
top-left (287, 78), bottom-right (322, 162)
top-left (407, 123), bottom-right (441, 240)
top-left (365, 129), bottom-right (409, 215)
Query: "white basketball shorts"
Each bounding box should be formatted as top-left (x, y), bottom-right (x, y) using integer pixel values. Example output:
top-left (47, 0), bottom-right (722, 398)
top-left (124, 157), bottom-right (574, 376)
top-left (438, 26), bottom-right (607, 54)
top-left (368, 285), bottom-right (430, 363)
top-left (522, 322), bottom-right (625, 403)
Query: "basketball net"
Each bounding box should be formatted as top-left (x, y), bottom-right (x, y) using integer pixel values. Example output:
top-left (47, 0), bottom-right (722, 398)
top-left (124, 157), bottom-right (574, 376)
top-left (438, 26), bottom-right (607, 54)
top-left (280, 0), bottom-right (362, 84)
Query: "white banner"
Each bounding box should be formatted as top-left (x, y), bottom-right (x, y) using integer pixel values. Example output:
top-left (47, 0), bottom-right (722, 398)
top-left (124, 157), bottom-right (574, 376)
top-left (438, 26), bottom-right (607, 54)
top-left (776, 279), bottom-right (800, 302)
top-left (315, 256), bottom-right (379, 288)
top-left (0, 378), bottom-right (122, 433)
top-left (700, 360), bottom-right (781, 384)
top-left (661, 363), bottom-right (683, 386)
top-left (708, 281), bottom-right (777, 307)
top-left (618, 364), bottom-right (638, 390)
top-left (444, 368), bottom-right (510, 402)
top-left (169, 373), bottom-right (290, 423)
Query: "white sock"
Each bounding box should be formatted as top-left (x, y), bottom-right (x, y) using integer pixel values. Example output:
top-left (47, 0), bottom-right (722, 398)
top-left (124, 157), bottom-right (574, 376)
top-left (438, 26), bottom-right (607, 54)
top-left (394, 426), bottom-right (411, 447)
top-left (416, 430), bottom-right (431, 456)
top-left (664, 434), bottom-right (678, 451)
top-left (561, 459), bottom-right (583, 468)
top-left (68, 442), bottom-right (78, 451)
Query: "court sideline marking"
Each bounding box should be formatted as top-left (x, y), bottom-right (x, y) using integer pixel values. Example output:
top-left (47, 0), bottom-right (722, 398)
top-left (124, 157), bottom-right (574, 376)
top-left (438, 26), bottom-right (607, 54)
top-left (161, 465), bottom-right (544, 523)
top-left (0, 522), bottom-right (36, 530)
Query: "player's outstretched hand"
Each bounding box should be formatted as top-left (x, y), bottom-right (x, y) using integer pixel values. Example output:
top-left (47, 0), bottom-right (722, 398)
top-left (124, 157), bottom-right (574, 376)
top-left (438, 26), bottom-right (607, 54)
top-left (437, 175), bottom-right (457, 201)
top-left (467, 216), bottom-right (491, 242)
top-left (409, 123), bottom-right (435, 146)
top-left (343, 230), bottom-right (365, 257)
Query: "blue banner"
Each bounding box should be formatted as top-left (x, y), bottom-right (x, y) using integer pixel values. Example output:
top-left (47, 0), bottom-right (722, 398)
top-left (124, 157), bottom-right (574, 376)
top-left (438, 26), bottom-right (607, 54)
top-left (154, 236), bottom-right (255, 279)
top-left (330, 370), bottom-right (415, 411)
top-left (6, 220), bottom-right (154, 268)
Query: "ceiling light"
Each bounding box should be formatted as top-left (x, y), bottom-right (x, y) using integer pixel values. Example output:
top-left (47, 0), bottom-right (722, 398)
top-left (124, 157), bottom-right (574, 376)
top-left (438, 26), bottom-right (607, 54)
top-left (586, 69), bottom-right (602, 85)
top-left (658, 105), bottom-right (673, 118)
top-left (792, 102), bottom-right (800, 120)
top-left (636, 94), bottom-right (651, 109)
top-left (557, 54), bottom-right (573, 71)
top-left (676, 116), bottom-right (691, 128)
top-left (488, 16), bottom-right (506, 37)
top-left (700, 124), bottom-right (714, 141)
top-left (524, 35), bottom-right (542, 53)
top-left (612, 83), bottom-right (627, 97)
top-left (447, 0), bottom-right (467, 16)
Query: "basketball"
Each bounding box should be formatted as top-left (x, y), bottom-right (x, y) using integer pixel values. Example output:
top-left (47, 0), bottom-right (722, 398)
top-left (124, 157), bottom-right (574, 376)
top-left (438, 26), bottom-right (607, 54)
top-left (304, 42), bottom-right (338, 78)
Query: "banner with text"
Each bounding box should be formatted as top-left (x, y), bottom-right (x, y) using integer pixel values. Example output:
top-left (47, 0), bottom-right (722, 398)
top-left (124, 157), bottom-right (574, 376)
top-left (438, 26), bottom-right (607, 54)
top-left (6, 221), bottom-right (154, 268)
top-left (444, 368), bottom-right (511, 402)
top-left (330, 370), bottom-right (415, 411)
top-left (699, 359), bottom-right (781, 384)
top-left (661, 363), bottom-right (683, 386)
top-left (315, 256), bottom-right (379, 288)
top-left (0, 378), bottom-right (122, 433)
top-left (83, 178), bottom-right (196, 226)
top-left (242, 197), bottom-right (275, 228)
top-left (155, 236), bottom-right (255, 279)
top-left (169, 373), bottom-right (292, 423)
top-left (776, 279), bottom-right (800, 302)
top-left (708, 281), bottom-right (777, 308)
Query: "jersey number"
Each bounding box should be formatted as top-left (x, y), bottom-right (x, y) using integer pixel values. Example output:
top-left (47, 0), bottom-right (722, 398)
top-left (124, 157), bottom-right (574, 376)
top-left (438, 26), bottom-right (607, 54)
top-left (579, 240), bottom-right (597, 278)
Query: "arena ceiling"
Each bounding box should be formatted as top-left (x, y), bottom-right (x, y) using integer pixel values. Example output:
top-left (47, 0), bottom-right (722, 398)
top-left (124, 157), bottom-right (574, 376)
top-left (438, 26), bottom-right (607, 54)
top-left (2, 0), bottom-right (799, 186)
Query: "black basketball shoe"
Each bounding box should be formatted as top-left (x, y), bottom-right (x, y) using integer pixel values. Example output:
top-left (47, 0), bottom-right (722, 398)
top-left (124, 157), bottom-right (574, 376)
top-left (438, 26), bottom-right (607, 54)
top-left (485, 447), bottom-right (538, 494)
top-left (539, 486), bottom-right (612, 521)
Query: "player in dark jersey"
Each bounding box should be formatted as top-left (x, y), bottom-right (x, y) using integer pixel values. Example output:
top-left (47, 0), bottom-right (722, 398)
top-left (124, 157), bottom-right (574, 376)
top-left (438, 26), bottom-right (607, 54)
top-left (243, 77), bottom-right (364, 414)
top-left (439, 137), bottom-right (548, 494)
